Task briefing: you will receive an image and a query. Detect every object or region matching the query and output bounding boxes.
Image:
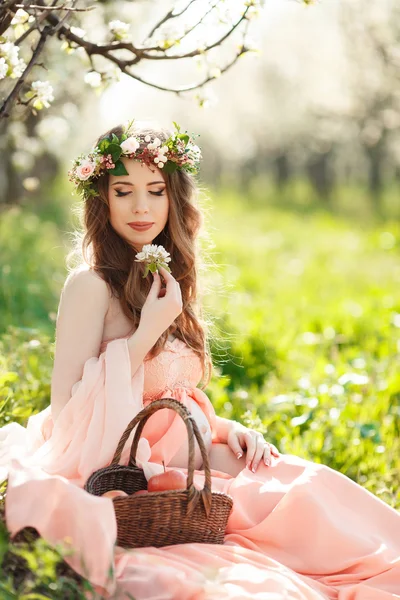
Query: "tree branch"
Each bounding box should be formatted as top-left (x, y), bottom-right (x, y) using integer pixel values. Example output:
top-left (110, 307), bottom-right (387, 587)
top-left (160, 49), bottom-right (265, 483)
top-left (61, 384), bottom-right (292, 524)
top-left (0, 0), bottom-right (257, 118)
top-left (0, 24), bottom-right (50, 118)
top-left (14, 2), bottom-right (96, 11)
top-left (118, 47), bottom-right (250, 95)
top-left (144, 0), bottom-right (198, 42)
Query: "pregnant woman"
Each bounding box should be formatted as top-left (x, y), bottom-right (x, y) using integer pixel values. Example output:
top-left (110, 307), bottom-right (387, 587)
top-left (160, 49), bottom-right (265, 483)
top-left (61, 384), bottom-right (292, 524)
top-left (0, 119), bottom-right (399, 600)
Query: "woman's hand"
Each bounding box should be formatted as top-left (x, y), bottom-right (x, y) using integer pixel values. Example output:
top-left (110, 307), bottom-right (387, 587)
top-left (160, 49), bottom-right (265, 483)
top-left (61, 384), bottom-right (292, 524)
top-left (226, 422), bottom-right (280, 472)
top-left (139, 266), bottom-right (183, 341)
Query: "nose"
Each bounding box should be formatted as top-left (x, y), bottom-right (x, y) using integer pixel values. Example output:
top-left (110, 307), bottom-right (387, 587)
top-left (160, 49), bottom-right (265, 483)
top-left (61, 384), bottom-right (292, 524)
top-left (130, 190), bottom-right (149, 214)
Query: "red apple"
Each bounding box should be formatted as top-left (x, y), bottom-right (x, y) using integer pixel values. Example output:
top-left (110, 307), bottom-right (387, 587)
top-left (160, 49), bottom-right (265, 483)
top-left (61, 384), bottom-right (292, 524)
top-left (133, 490), bottom-right (149, 496)
top-left (101, 489), bottom-right (128, 499)
top-left (148, 467), bottom-right (187, 492)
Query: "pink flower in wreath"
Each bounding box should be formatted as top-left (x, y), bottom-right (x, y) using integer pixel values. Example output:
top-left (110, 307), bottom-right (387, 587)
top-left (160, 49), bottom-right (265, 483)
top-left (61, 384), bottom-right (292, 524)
top-left (75, 159), bottom-right (96, 181)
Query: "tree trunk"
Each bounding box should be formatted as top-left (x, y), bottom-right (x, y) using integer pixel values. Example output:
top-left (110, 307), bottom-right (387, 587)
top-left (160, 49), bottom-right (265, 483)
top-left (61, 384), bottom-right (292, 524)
top-left (306, 151), bottom-right (334, 202)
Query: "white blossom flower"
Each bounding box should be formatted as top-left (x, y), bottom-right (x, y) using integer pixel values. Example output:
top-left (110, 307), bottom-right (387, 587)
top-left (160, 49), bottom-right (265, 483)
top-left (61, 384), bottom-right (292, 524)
top-left (209, 67), bottom-right (221, 78)
top-left (11, 9), bottom-right (34, 25)
top-left (0, 42), bottom-right (19, 66)
top-left (31, 80), bottom-right (54, 108)
top-left (120, 136), bottom-right (140, 155)
top-left (75, 159), bottom-right (96, 181)
top-left (0, 57), bottom-right (8, 79)
top-left (70, 26), bottom-right (86, 38)
top-left (84, 71), bottom-right (102, 88)
top-left (12, 58), bottom-right (26, 78)
top-left (134, 244), bottom-right (171, 274)
top-left (109, 20), bottom-right (130, 38)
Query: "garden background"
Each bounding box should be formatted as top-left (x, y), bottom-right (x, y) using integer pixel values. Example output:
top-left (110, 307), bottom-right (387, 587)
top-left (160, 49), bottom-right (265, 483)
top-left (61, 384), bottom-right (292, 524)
top-left (0, 0), bottom-right (399, 597)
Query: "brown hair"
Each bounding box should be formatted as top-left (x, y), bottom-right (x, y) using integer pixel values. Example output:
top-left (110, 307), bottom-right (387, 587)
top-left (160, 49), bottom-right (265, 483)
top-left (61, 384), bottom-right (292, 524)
top-left (67, 120), bottom-right (213, 388)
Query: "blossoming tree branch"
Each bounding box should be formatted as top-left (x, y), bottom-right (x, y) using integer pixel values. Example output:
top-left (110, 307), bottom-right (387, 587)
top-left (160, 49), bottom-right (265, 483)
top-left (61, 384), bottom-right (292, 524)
top-left (0, 0), bottom-right (274, 120)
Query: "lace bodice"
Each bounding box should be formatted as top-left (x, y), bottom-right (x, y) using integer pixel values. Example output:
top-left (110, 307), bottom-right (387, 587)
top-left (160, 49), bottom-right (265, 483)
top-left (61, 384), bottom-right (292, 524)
top-left (99, 334), bottom-right (203, 401)
top-left (99, 332), bottom-right (213, 469)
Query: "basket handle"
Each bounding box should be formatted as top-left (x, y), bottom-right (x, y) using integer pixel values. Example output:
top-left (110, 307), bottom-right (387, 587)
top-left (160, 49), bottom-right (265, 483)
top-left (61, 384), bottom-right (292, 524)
top-left (110, 397), bottom-right (213, 517)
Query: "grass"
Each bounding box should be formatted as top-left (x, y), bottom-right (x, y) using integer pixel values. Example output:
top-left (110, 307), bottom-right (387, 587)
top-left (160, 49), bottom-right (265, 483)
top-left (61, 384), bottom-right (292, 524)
top-left (0, 183), bottom-right (399, 597)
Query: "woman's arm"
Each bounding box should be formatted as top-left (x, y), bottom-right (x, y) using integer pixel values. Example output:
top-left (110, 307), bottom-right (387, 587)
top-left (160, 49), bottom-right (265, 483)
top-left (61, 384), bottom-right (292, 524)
top-left (51, 269), bottom-right (159, 423)
top-left (214, 415), bottom-right (245, 443)
top-left (50, 269), bottom-right (110, 422)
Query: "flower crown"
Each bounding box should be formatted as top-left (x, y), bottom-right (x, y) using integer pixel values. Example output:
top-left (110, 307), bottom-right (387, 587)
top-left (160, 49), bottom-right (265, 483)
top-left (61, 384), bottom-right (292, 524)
top-left (68, 119), bottom-right (202, 198)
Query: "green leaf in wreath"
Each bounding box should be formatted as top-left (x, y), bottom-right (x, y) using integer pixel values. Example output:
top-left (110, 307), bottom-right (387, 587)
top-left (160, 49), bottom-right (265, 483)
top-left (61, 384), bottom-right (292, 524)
top-left (108, 143), bottom-right (122, 162)
top-left (177, 133), bottom-right (189, 146)
top-left (111, 133), bottom-right (120, 144)
top-left (107, 160), bottom-right (129, 176)
top-left (162, 160), bottom-right (178, 174)
top-left (98, 139), bottom-right (110, 153)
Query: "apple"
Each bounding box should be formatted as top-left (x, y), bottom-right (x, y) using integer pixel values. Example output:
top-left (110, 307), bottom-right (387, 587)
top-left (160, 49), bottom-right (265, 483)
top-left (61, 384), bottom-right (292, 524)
top-left (101, 489), bottom-right (128, 500)
top-left (148, 462), bottom-right (187, 492)
top-left (133, 490), bottom-right (149, 496)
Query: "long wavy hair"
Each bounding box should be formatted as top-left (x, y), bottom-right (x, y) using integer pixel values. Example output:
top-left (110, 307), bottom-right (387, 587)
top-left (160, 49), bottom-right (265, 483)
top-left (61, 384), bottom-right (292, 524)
top-left (67, 120), bottom-right (213, 389)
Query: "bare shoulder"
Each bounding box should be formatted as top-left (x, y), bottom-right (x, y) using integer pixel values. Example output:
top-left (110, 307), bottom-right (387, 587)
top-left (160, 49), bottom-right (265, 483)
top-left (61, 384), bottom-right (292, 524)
top-left (63, 266), bottom-right (111, 300)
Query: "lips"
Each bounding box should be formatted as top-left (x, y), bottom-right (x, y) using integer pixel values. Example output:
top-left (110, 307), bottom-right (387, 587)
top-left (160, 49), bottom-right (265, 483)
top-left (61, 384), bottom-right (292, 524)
top-left (128, 223), bottom-right (154, 231)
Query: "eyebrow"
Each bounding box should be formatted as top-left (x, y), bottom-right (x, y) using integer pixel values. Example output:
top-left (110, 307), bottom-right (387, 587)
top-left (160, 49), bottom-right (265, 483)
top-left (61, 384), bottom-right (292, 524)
top-left (111, 181), bottom-right (165, 186)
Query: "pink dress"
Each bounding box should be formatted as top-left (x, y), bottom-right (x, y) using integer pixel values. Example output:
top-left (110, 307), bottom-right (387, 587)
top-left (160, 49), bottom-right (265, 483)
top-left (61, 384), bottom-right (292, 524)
top-left (1, 334), bottom-right (399, 600)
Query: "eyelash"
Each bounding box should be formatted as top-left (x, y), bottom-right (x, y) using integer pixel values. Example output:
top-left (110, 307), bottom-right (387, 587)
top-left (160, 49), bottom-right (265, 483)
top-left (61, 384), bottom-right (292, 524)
top-left (115, 190), bottom-right (165, 197)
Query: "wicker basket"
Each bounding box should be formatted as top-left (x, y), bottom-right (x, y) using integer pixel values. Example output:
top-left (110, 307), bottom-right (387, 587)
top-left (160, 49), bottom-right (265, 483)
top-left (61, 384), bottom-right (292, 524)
top-left (84, 397), bottom-right (233, 548)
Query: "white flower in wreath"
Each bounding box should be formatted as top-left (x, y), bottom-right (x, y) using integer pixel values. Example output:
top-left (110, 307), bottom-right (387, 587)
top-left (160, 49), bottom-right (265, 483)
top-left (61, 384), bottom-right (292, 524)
top-left (120, 136), bottom-right (140, 155)
top-left (75, 159), bottom-right (96, 180)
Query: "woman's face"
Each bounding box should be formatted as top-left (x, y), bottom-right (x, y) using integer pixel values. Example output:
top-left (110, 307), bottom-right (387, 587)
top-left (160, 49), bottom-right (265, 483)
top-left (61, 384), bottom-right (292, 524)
top-left (108, 157), bottom-right (169, 252)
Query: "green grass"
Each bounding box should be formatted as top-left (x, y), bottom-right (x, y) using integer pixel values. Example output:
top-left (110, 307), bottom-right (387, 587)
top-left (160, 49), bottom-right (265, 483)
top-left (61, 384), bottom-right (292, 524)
top-left (0, 184), bottom-right (399, 596)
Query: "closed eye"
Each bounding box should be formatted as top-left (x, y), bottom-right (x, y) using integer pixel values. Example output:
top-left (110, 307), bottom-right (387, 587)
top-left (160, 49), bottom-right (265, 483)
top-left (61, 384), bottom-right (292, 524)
top-left (115, 190), bottom-right (165, 197)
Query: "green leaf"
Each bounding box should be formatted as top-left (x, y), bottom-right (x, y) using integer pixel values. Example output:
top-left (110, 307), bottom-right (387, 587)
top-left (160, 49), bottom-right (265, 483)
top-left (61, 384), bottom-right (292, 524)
top-left (177, 133), bottom-right (189, 146)
top-left (108, 143), bottom-right (122, 162)
top-left (142, 264), bottom-right (150, 278)
top-left (111, 133), bottom-right (120, 144)
top-left (159, 262), bottom-right (171, 273)
top-left (98, 139), bottom-right (110, 153)
top-left (107, 160), bottom-right (128, 176)
top-left (162, 160), bottom-right (178, 174)
top-left (173, 121), bottom-right (181, 133)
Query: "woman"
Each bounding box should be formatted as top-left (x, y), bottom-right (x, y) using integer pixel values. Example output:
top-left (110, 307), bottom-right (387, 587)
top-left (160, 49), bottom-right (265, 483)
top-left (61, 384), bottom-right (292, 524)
top-left (1, 120), bottom-right (399, 600)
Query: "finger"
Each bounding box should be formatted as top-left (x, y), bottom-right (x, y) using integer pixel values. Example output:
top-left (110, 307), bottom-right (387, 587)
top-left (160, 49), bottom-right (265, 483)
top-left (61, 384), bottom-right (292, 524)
top-left (226, 428), bottom-right (245, 459)
top-left (250, 437), bottom-right (265, 472)
top-left (158, 265), bottom-right (176, 283)
top-left (270, 444), bottom-right (280, 457)
top-left (228, 437), bottom-right (245, 460)
top-left (146, 271), bottom-right (162, 300)
top-left (158, 266), bottom-right (179, 295)
top-left (263, 444), bottom-right (272, 467)
top-left (244, 432), bottom-right (257, 470)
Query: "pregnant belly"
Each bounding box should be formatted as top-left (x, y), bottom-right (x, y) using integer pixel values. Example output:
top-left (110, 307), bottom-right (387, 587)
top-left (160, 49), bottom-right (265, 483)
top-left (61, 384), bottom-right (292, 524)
top-left (168, 399), bottom-right (212, 470)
